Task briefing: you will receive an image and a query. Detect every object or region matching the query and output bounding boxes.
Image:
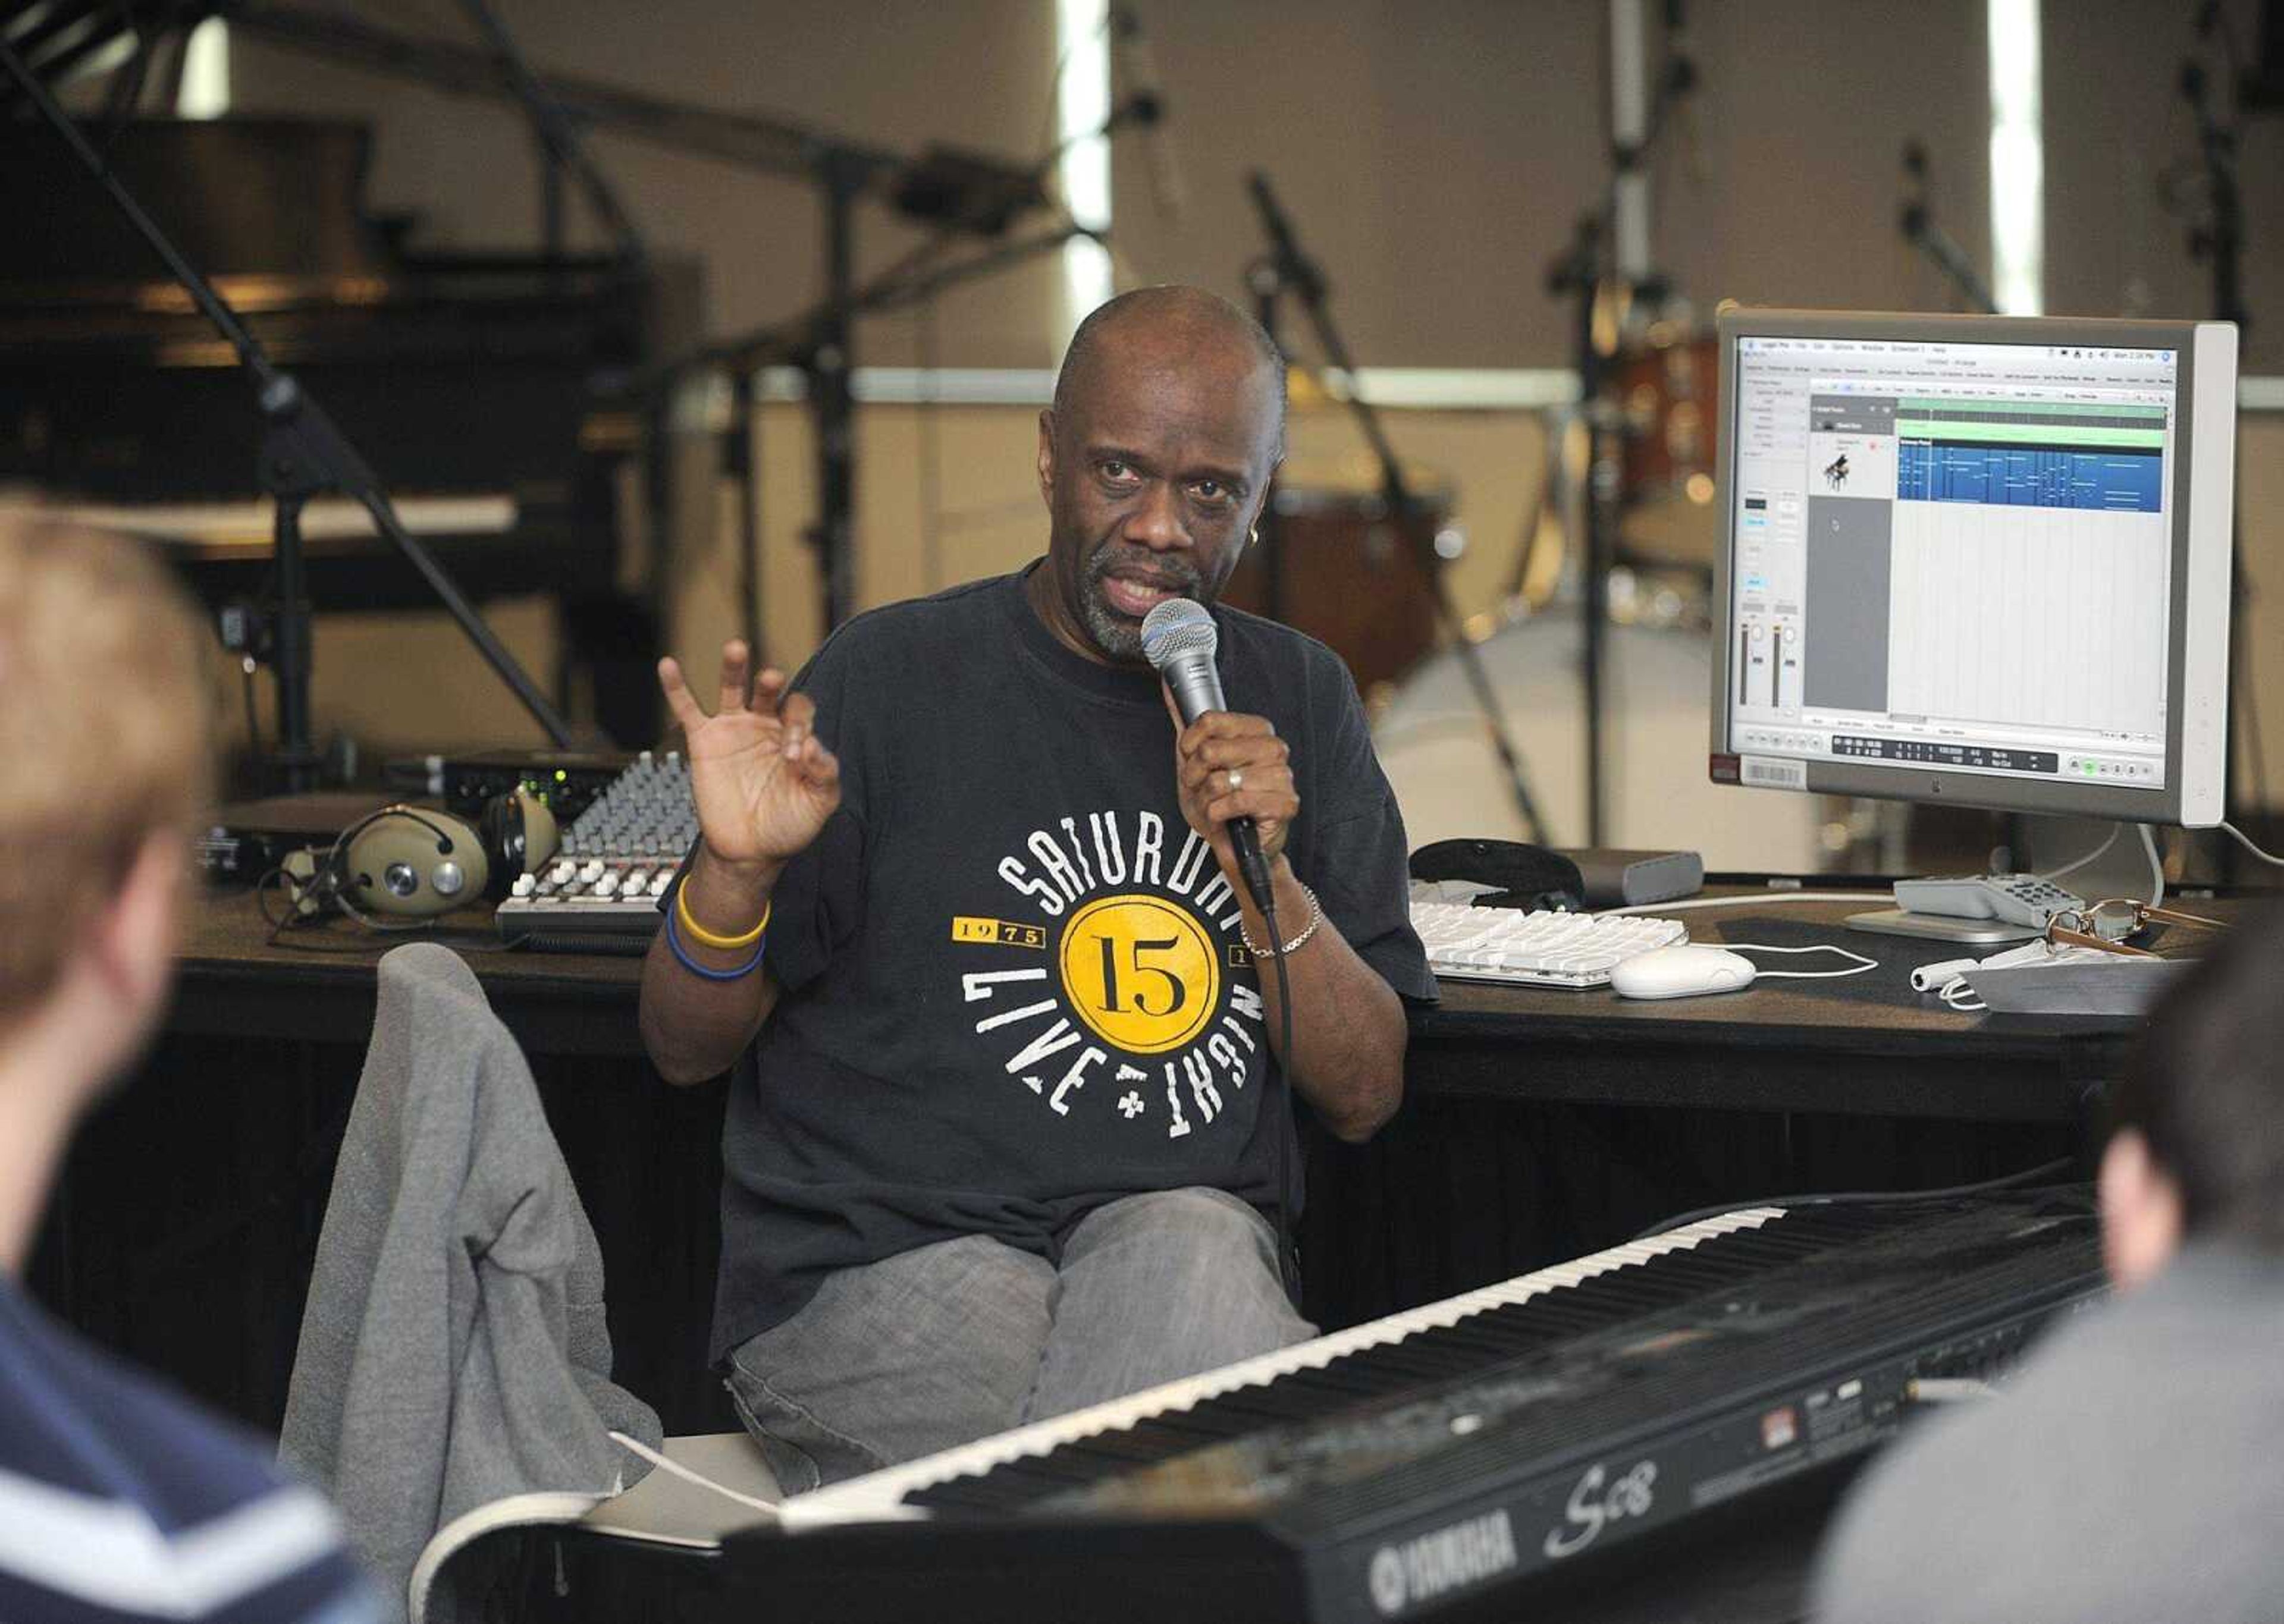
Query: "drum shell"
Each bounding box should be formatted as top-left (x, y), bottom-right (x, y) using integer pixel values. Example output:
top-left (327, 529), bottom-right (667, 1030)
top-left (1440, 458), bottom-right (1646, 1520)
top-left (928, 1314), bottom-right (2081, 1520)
top-left (1615, 333), bottom-right (1723, 572)
top-left (1219, 491), bottom-right (1441, 701)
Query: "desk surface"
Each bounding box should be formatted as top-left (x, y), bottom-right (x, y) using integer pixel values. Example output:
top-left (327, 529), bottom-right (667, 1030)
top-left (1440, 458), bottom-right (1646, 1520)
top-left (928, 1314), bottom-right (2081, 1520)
top-left (1415, 888), bottom-right (2252, 1122)
top-left (175, 884), bottom-right (2254, 1120)
top-left (175, 887), bottom-right (644, 1056)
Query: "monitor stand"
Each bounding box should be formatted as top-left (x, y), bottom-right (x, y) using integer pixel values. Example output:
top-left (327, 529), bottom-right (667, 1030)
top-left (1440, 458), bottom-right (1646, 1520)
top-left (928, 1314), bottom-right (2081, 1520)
top-left (1844, 909), bottom-right (2043, 945)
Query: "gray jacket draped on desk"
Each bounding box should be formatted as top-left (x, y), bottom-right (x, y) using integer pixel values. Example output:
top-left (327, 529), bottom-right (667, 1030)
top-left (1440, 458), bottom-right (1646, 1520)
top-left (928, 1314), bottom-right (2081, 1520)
top-left (280, 943), bottom-right (661, 1623)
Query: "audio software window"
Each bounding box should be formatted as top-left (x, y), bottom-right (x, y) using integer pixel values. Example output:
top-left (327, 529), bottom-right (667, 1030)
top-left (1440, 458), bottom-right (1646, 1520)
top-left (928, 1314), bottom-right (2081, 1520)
top-left (1728, 337), bottom-right (2176, 788)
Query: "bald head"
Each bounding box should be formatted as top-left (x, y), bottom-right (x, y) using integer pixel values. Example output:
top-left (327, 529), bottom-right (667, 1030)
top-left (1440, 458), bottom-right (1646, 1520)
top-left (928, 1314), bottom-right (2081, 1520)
top-left (1053, 285), bottom-right (1287, 456)
top-left (1031, 285), bottom-right (1288, 663)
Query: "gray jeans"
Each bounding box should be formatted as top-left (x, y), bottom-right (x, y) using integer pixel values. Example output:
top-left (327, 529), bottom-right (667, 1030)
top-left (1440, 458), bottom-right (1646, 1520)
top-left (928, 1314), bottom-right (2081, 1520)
top-left (723, 1186), bottom-right (1315, 1491)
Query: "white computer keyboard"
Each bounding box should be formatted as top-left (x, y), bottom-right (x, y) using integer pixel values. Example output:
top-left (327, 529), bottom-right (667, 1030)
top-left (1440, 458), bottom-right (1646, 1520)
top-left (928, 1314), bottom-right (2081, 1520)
top-left (1411, 901), bottom-right (1688, 989)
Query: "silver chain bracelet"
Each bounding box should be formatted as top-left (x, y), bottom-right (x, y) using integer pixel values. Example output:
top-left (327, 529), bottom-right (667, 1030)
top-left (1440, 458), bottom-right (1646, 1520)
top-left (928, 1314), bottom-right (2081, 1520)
top-left (1239, 881), bottom-right (1323, 959)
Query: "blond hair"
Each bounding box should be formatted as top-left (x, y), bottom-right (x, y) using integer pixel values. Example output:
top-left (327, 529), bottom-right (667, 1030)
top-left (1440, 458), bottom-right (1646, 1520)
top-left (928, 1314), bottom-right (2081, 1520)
top-left (0, 514), bottom-right (214, 1032)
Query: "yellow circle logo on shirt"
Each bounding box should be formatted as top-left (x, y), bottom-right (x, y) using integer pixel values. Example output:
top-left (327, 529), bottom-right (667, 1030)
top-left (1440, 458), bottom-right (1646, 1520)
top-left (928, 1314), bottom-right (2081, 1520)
top-left (1058, 893), bottom-right (1221, 1056)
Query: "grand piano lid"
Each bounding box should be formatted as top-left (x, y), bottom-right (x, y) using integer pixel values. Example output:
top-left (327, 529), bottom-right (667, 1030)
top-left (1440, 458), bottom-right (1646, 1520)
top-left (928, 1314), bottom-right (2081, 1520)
top-left (0, 116), bottom-right (393, 286)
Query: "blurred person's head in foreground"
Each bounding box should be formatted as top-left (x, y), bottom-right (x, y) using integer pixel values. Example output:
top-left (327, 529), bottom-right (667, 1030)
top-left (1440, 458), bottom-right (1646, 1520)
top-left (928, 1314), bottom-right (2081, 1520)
top-left (0, 511), bottom-right (213, 1273)
top-left (2100, 903), bottom-right (2284, 1290)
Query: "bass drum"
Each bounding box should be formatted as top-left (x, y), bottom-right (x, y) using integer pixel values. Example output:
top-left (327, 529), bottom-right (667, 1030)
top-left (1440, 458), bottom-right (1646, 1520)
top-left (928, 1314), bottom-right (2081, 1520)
top-left (1219, 489), bottom-right (1443, 704)
top-left (1372, 614), bottom-right (1830, 873)
top-left (1614, 329), bottom-right (1723, 575)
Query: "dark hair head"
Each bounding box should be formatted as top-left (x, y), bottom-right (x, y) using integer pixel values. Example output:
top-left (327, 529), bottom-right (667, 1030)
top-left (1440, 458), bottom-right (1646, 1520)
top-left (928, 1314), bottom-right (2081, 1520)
top-left (1052, 284), bottom-right (1287, 456)
top-left (2110, 901), bottom-right (2284, 1252)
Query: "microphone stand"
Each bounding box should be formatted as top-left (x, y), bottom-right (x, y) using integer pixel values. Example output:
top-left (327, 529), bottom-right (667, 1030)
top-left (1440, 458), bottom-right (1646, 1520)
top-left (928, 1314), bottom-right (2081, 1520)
top-left (451, 0), bottom-right (646, 271)
top-left (1539, 6), bottom-right (1696, 846)
top-left (1897, 141), bottom-right (1997, 313)
top-left (1245, 172), bottom-right (1547, 844)
top-left (0, 36), bottom-right (578, 789)
top-left (1543, 210), bottom-right (1621, 850)
top-left (643, 93), bottom-right (1157, 655)
top-left (1244, 254), bottom-right (1290, 630)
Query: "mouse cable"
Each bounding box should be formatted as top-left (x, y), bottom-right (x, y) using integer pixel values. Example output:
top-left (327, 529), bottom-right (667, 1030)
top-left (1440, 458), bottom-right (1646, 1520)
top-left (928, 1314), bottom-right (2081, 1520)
top-left (2219, 819), bottom-right (2284, 868)
top-left (1597, 891), bottom-right (1888, 918)
top-left (1630, 1155), bottom-right (2077, 1243)
top-left (1720, 943), bottom-right (1879, 979)
top-left (2040, 824), bottom-right (2121, 881)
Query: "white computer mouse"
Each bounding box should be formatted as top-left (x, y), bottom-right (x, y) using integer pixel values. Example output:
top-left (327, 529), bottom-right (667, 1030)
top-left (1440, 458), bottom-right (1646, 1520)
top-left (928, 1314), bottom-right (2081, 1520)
top-left (1610, 944), bottom-right (1758, 1000)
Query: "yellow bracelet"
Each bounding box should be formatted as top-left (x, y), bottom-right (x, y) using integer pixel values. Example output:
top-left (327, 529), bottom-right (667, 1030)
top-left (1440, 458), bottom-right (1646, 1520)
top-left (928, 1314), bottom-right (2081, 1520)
top-left (674, 881), bottom-right (771, 952)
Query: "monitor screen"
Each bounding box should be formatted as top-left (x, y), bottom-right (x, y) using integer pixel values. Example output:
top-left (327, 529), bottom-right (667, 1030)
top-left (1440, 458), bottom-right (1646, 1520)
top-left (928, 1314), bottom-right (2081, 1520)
top-left (1709, 310), bottom-right (2236, 828)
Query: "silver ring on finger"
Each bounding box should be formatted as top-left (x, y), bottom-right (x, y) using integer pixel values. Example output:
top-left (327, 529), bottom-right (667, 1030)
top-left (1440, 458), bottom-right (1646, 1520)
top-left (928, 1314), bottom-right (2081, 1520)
top-left (1225, 768), bottom-right (1244, 793)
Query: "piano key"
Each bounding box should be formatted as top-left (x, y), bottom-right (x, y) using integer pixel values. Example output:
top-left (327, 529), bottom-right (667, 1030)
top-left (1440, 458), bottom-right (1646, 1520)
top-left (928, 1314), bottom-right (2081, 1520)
top-left (1022, 1452), bottom-right (1133, 1488)
top-left (1560, 1277), bottom-right (1674, 1312)
top-left (1178, 1393), bottom-right (1315, 1428)
top-left (1056, 1433), bottom-right (1172, 1466)
top-left (909, 1481), bottom-right (1029, 1515)
top-left (1624, 1254), bottom-right (1747, 1288)
top-left (1191, 1383), bottom-right (1340, 1422)
top-left (1257, 1368), bottom-right (1396, 1404)
top-left (1452, 1312), bottom-right (1599, 1352)
top-left (1330, 1345), bottom-right (1472, 1382)
top-left (1117, 1417), bottom-right (1228, 1450)
top-left (1395, 1323), bottom-right (1549, 1361)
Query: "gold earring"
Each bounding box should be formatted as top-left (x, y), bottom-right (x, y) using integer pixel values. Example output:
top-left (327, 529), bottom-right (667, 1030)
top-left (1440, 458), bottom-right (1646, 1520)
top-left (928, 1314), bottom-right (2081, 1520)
top-left (1248, 524), bottom-right (1260, 547)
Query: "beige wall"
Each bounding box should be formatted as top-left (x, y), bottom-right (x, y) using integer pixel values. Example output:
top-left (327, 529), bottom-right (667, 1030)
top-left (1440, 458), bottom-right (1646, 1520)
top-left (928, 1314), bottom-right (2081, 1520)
top-left (1653, 0), bottom-right (1991, 325)
top-left (228, 1), bottom-right (2021, 367)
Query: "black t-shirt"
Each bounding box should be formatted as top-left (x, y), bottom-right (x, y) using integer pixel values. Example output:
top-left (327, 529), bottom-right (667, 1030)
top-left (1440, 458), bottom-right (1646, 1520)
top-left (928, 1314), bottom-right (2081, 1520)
top-left (695, 565), bottom-right (1434, 1360)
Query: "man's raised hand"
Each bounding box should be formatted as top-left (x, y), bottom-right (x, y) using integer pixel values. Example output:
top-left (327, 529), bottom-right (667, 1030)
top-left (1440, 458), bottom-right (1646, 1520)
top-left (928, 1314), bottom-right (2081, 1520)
top-left (658, 641), bottom-right (840, 881)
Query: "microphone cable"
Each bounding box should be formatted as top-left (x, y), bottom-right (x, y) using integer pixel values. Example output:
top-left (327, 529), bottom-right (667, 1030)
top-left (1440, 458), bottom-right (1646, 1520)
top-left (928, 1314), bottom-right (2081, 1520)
top-left (1138, 597), bottom-right (1304, 1306)
top-left (1255, 884), bottom-right (1301, 1307)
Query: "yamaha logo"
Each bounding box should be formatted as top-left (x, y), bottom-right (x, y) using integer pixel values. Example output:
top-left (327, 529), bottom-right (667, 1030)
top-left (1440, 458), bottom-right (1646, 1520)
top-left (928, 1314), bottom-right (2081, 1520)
top-left (1366, 1509), bottom-right (1519, 1616)
top-left (1367, 1548), bottom-right (1406, 1616)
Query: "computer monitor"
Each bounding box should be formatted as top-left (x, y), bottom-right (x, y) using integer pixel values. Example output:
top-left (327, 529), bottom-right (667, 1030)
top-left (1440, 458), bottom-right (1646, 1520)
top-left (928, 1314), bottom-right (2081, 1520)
top-left (1708, 309), bottom-right (2238, 849)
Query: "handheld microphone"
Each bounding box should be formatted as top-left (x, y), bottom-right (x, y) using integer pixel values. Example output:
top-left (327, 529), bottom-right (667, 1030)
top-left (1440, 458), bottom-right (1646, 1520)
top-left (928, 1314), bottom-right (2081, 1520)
top-left (1112, 7), bottom-right (1186, 221)
top-left (1141, 598), bottom-right (1274, 910)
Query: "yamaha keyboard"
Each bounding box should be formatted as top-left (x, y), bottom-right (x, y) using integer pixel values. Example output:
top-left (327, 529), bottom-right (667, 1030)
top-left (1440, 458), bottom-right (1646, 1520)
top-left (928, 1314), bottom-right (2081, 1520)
top-left (668, 1190), bottom-right (2103, 1623)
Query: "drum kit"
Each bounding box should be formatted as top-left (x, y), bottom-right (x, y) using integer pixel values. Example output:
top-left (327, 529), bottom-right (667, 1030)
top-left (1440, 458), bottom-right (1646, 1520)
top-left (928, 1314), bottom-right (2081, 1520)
top-left (1222, 3), bottom-right (1861, 874)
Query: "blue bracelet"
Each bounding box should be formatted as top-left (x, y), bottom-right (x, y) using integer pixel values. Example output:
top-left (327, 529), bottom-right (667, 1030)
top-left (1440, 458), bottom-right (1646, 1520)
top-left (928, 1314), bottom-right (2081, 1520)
top-left (664, 902), bottom-right (767, 981)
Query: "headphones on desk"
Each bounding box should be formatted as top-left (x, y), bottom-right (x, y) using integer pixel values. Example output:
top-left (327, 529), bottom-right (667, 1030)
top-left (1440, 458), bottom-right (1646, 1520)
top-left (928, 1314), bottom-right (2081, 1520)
top-left (277, 789), bottom-right (560, 926)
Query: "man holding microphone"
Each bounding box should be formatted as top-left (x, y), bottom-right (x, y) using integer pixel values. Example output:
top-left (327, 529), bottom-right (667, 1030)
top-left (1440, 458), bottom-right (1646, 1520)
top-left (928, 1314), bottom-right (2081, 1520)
top-left (639, 285), bottom-right (1432, 1491)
